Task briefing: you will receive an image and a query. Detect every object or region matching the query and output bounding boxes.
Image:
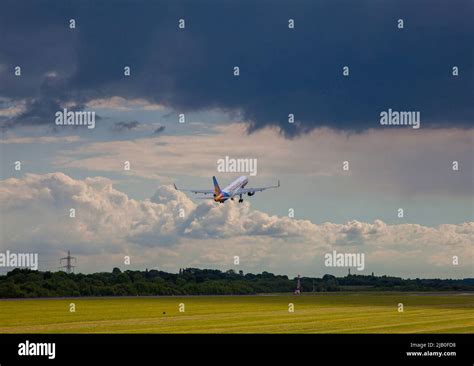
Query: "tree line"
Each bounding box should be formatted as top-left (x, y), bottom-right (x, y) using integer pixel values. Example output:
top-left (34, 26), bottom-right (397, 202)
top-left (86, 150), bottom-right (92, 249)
top-left (0, 267), bottom-right (472, 298)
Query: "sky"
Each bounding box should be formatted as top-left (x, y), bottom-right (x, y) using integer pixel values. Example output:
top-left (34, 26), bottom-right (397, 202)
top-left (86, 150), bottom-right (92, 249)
top-left (0, 0), bottom-right (473, 278)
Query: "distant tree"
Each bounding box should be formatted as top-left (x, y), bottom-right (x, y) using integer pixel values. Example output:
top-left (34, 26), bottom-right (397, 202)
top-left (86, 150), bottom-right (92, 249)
top-left (0, 267), bottom-right (472, 298)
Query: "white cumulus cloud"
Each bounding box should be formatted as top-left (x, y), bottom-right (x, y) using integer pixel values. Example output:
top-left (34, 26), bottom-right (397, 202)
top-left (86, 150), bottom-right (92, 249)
top-left (0, 173), bottom-right (472, 277)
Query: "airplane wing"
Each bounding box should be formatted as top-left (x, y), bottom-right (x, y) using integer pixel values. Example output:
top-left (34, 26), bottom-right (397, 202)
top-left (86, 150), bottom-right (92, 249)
top-left (173, 184), bottom-right (214, 195)
top-left (234, 180), bottom-right (280, 195)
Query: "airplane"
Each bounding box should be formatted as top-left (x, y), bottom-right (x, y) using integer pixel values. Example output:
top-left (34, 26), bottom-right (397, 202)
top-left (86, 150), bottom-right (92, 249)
top-left (174, 175), bottom-right (280, 203)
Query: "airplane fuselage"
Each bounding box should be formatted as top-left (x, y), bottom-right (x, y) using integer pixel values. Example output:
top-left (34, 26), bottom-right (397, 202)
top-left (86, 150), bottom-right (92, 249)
top-left (214, 175), bottom-right (248, 202)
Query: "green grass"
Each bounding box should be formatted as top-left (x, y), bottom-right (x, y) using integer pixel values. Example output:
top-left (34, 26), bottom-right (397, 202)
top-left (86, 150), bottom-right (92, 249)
top-left (1, 292), bottom-right (473, 333)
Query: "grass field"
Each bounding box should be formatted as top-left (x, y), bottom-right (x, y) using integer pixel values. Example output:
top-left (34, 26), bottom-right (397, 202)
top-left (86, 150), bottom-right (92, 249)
top-left (1, 292), bottom-right (473, 333)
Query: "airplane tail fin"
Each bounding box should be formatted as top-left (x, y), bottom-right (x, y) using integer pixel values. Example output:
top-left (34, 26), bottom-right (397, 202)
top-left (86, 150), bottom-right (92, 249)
top-left (212, 176), bottom-right (221, 195)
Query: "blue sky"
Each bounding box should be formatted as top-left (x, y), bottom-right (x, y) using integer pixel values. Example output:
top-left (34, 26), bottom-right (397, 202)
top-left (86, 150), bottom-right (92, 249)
top-left (0, 0), bottom-right (472, 277)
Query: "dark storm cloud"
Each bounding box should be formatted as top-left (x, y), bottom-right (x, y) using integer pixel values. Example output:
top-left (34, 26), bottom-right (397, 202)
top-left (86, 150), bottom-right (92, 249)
top-left (0, 0), bottom-right (472, 134)
top-left (153, 125), bottom-right (166, 135)
top-left (112, 120), bottom-right (140, 132)
top-left (0, 71), bottom-right (90, 130)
